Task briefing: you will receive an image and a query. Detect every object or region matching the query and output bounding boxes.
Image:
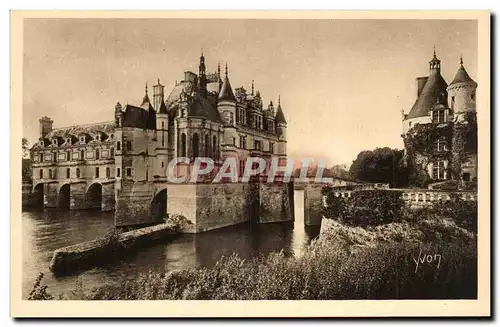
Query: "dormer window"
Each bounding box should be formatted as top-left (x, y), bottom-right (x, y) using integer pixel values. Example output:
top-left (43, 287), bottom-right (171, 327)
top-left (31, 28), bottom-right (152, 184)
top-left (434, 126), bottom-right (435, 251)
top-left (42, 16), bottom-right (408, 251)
top-left (66, 138), bottom-right (71, 145)
top-left (80, 137), bottom-right (85, 143)
top-left (96, 135), bottom-right (100, 142)
top-left (52, 139), bottom-right (57, 146)
top-left (39, 141), bottom-right (43, 146)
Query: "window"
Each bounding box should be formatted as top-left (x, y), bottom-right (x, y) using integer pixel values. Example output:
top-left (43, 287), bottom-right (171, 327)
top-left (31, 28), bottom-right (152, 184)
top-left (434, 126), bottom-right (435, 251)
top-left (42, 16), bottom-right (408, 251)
top-left (432, 160), bottom-right (446, 180)
top-left (76, 168), bottom-right (80, 178)
top-left (80, 150), bottom-right (84, 160)
top-left (117, 141), bottom-right (121, 151)
top-left (126, 167), bottom-right (132, 177)
top-left (116, 168), bottom-right (121, 177)
top-left (254, 140), bottom-right (262, 151)
top-left (53, 152), bottom-right (57, 162)
top-left (95, 167), bottom-right (100, 178)
top-left (66, 168), bottom-right (70, 179)
top-left (239, 135), bottom-right (247, 149)
top-left (40, 169), bottom-right (43, 179)
top-left (239, 159), bottom-right (245, 177)
top-left (110, 148), bottom-right (114, 157)
top-left (205, 135), bottom-right (210, 156)
top-left (66, 151), bottom-right (71, 161)
top-left (438, 110), bottom-right (445, 123)
top-left (269, 142), bottom-right (274, 154)
top-left (49, 169), bottom-right (52, 179)
top-left (111, 134), bottom-right (114, 140)
top-left (233, 137), bottom-right (236, 146)
top-left (161, 162), bottom-right (164, 168)
top-left (471, 93), bottom-right (475, 100)
top-left (96, 149), bottom-right (100, 160)
top-left (161, 122), bottom-right (164, 129)
top-left (212, 136), bottom-right (217, 159)
top-left (451, 96), bottom-right (455, 110)
top-left (435, 138), bottom-right (447, 152)
top-left (462, 173), bottom-right (471, 182)
top-left (192, 133), bottom-right (200, 158)
top-left (80, 137), bottom-right (85, 143)
top-left (96, 135), bottom-right (100, 142)
top-left (106, 167), bottom-right (110, 178)
top-left (126, 141), bottom-right (132, 152)
top-left (229, 112), bottom-right (234, 125)
top-left (180, 133), bottom-right (187, 157)
top-left (52, 139), bottom-right (57, 145)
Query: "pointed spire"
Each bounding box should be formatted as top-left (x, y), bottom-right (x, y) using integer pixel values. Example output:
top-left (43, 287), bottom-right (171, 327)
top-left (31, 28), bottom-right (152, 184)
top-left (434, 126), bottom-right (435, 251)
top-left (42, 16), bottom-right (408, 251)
top-left (145, 82), bottom-right (148, 95)
top-left (142, 82), bottom-right (151, 107)
top-left (433, 45), bottom-right (436, 59)
top-left (278, 95), bottom-right (281, 107)
top-left (157, 78), bottom-right (160, 84)
top-left (251, 80), bottom-right (254, 95)
top-left (218, 61), bottom-right (221, 76)
top-left (275, 96), bottom-right (287, 124)
top-left (460, 53), bottom-right (464, 66)
top-left (225, 62), bottom-right (228, 76)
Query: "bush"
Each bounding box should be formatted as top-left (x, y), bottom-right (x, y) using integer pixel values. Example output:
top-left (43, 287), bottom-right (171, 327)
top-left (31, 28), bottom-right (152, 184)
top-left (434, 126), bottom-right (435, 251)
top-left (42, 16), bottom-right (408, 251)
top-left (28, 272), bottom-right (53, 300)
top-left (432, 194), bottom-right (478, 233)
top-left (322, 188), bottom-right (405, 227)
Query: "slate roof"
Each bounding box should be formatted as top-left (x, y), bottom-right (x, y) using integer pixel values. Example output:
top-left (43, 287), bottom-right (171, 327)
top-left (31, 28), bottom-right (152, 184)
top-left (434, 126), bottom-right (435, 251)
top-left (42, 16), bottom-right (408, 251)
top-left (450, 64), bottom-right (476, 86)
top-left (45, 121), bottom-right (115, 139)
top-left (275, 104), bottom-right (287, 124)
top-left (218, 75), bottom-right (236, 102)
top-left (122, 104), bottom-right (156, 130)
top-left (406, 71), bottom-right (449, 119)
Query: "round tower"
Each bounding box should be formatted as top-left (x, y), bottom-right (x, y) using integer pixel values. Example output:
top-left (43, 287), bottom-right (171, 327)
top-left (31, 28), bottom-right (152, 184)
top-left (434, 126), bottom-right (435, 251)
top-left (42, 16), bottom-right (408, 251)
top-left (154, 78), bottom-right (169, 177)
top-left (447, 55), bottom-right (477, 122)
top-left (275, 96), bottom-right (287, 159)
top-left (217, 63), bottom-right (238, 150)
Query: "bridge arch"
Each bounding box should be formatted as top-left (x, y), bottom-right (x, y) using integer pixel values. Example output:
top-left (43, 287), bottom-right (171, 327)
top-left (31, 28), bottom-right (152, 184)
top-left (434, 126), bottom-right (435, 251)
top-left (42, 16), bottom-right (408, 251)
top-left (151, 187), bottom-right (168, 221)
top-left (57, 183), bottom-right (71, 209)
top-left (86, 182), bottom-right (103, 209)
top-left (32, 183), bottom-right (44, 208)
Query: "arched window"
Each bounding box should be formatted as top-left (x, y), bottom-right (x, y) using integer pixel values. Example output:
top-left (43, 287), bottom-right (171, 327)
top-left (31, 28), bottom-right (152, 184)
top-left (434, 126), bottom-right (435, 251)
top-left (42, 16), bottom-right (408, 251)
top-left (192, 133), bottom-right (200, 158)
top-left (106, 167), bottom-right (110, 178)
top-left (40, 169), bottom-right (43, 179)
top-left (161, 162), bottom-right (164, 168)
top-left (117, 141), bottom-right (121, 151)
top-left (76, 168), bottom-right (80, 178)
top-left (205, 134), bottom-right (209, 157)
top-left (212, 135), bottom-right (217, 159)
top-left (180, 133), bottom-right (187, 157)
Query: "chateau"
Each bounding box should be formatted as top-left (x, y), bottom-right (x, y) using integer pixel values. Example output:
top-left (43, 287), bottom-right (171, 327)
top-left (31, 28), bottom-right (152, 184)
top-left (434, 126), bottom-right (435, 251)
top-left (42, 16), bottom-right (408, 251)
top-left (402, 50), bottom-right (478, 188)
top-left (30, 53), bottom-right (292, 231)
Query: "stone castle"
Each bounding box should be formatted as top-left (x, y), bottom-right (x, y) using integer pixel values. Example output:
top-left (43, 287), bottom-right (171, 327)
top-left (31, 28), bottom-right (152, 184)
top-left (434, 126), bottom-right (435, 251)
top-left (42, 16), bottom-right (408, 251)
top-left (30, 53), bottom-right (293, 232)
top-left (402, 49), bottom-right (478, 187)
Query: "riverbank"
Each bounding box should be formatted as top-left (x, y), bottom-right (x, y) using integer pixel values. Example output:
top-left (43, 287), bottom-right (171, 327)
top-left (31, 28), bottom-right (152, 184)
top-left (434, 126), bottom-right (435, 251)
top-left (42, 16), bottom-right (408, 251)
top-left (31, 211), bottom-right (477, 300)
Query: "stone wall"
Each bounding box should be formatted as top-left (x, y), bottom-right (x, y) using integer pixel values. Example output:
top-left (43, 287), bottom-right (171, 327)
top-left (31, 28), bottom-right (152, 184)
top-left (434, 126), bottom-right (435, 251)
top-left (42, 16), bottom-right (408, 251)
top-left (70, 182), bottom-right (87, 210)
top-left (259, 182), bottom-right (294, 224)
top-left (115, 182), bottom-right (157, 227)
top-left (44, 182), bottom-right (58, 208)
top-left (303, 183), bottom-right (324, 226)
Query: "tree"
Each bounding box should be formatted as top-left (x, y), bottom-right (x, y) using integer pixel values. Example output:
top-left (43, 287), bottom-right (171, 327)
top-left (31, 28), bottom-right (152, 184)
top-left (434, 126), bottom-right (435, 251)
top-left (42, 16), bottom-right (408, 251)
top-left (22, 138), bottom-right (32, 184)
top-left (349, 147), bottom-right (408, 187)
top-left (329, 164), bottom-right (350, 179)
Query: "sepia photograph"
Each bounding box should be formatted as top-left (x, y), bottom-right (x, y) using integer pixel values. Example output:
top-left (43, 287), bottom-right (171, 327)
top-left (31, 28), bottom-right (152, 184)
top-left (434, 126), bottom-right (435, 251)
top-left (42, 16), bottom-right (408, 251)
top-left (11, 10), bottom-right (490, 317)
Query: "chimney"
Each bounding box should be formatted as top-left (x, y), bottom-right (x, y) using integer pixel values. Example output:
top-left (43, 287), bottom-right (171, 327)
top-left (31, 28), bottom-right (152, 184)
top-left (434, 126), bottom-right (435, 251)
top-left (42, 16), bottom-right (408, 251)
top-left (416, 76), bottom-right (429, 97)
top-left (39, 116), bottom-right (53, 138)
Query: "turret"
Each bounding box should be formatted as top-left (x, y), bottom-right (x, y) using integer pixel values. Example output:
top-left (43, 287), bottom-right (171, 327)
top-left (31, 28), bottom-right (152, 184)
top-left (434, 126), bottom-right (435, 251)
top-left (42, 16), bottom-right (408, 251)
top-left (217, 63), bottom-right (238, 148)
top-left (429, 46), bottom-right (441, 74)
top-left (447, 54), bottom-right (477, 121)
top-left (275, 96), bottom-right (287, 157)
top-left (199, 49), bottom-right (207, 98)
top-left (39, 116), bottom-right (53, 138)
top-left (152, 78), bottom-right (165, 111)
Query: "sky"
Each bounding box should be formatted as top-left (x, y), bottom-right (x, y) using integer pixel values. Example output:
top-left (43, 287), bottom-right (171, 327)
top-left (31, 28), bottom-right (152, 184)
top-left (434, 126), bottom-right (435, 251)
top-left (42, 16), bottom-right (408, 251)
top-left (22, 19), bottom-right (477, 166)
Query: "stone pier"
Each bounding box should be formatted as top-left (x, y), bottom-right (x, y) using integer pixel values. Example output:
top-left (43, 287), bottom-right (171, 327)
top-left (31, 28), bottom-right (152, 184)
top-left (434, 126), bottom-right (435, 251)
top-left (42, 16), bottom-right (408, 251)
top-left (303, 183), bottom-right (324, 227)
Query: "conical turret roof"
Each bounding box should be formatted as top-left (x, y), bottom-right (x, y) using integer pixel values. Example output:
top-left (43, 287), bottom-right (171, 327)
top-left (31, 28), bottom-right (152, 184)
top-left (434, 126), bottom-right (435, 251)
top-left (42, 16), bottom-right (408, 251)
top-left (218, 64), bottom-right (236, 102)
top-left (275, 98), bottom-right (287, 124)
top-left (450, 60), bottom-right (476, 86)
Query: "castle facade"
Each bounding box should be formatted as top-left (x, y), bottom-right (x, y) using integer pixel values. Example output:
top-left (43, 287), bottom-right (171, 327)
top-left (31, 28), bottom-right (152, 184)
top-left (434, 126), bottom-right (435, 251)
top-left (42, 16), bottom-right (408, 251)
top-left (30, 53), bottom-right (292, 230)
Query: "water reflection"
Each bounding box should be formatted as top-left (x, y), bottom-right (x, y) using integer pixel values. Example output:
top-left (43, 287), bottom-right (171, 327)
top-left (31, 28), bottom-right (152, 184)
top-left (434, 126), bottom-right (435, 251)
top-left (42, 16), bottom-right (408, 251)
top-left (22, 190), bottom-right (319, 298)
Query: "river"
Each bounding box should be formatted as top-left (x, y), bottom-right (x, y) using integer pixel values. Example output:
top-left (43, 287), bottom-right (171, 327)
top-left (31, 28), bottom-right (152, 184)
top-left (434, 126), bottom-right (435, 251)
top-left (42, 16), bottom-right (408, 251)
top-left (22, 190), bottom-right (319, 298)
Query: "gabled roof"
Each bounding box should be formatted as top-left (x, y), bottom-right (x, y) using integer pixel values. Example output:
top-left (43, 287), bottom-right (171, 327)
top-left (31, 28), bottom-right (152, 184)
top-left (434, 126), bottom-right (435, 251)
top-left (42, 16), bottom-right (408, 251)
top-left (450, 64), bottom-right (476, 86)
top-left (122, 105), bottom-right (156, 130)
top-left (406, 71), bottom-right (448, 120)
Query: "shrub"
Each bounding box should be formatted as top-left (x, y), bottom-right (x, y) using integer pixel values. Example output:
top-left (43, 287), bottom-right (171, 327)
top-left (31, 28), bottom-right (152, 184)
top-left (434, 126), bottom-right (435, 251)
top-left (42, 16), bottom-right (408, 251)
top-left (322, 188), bottom-right (405, 227)
top-left (432, 194), bottom-right (477, 233)
top-left (27, 272), bottom-right (53, 300)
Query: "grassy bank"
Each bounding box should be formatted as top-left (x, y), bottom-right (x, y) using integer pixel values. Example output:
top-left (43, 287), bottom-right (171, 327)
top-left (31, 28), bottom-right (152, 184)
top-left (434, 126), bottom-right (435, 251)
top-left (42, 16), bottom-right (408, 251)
top-left (30, 214), bottom-right (476, 300)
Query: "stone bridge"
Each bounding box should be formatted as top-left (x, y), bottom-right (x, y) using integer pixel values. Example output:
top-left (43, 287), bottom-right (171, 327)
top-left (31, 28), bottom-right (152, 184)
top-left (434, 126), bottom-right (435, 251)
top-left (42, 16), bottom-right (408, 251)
top-left (31, 177), bottom-right (115, 211)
